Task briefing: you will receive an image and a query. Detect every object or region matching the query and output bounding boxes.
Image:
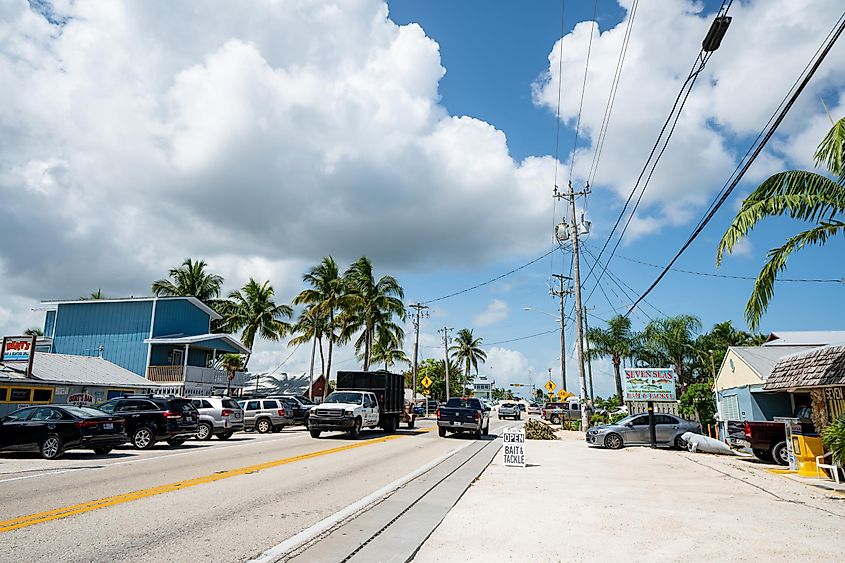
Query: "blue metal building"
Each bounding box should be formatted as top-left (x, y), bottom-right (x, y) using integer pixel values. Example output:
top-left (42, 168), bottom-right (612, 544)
top-left (38, 297), bottom-right (250, 395)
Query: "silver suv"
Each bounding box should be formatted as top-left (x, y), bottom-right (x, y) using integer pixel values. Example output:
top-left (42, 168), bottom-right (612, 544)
top-left (237, 398), bottom-right (293, 433)
top-left (190, 397), bottom-right (244, 440)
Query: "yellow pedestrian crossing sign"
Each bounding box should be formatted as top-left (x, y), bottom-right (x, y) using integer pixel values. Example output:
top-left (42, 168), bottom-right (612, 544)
top-left (421, 376), bottom-right (433, 388)
top-left (557, 389), bottom-right (574, 400)
top-left (544, 380), bottom-right (557, 393)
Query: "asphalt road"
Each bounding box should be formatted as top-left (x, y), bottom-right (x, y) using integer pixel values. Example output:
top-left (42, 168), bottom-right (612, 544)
top-left (0, 417), bottom-right (514, 562)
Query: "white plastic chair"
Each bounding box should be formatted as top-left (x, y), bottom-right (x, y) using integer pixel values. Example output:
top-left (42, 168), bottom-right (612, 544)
top-left (816, 452), bottom-right (842, 484)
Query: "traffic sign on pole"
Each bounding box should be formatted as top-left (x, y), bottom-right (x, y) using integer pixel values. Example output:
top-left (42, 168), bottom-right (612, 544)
top-left (544, 380), bottom-right (557, 393)
top-left (557, 389), bottom-right (573, 400)
top-left (421, 376), bottom-right (433, 388)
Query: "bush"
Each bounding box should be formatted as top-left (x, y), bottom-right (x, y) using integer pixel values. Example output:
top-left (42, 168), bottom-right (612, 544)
top-left (525, 418), bottom-right (559, 440)
top-left (609, 412), bottom-right (628, 424)
top-left (822, 414), bottom-right (845, 465)
top-left (591, 413), bottom-right (609, 426)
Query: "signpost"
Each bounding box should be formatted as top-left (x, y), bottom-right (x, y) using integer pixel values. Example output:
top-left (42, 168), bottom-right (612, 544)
top-left (502, 427), bottom-right (525, 467)
top-left (557, 389), bottom-right (573, 400)
top-left (544, 380), bottom-right (557, 393)
top-left (623, 368), bottom-right (677, 449)
top-left (421, 376), bottom-right (433, 416)
top-left (1, 335), bottom-right (36, 378)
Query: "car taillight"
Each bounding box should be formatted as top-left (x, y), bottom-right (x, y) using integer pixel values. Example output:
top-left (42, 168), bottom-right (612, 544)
top-left (743, 421), bottom-right (751, 439)
top-left (162, 410), bottom-right (181, 419)
top-left (473, 412), bottom-right (480, 421)
top-left (221, 409), bottom-right (234, 417)
top-left (436, 409), bottom-right (440, 419)
top-left (75, 420), bottom-right (99, 428)
top-left (277, 407), bottom-right (286, 417)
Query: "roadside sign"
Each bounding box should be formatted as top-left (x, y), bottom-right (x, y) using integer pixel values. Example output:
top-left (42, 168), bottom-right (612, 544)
top-left (548, 392), bottom-right (555, 400)
top-left (623, 368), bottom-right (677, 401)
top-left (557, 389), bottom-right (573, 400)
top-left (423, 389), bottom-right (430, 395)
top-left (544, 380), bottom-right (557, 393)
top-left (421, 376), bottom-right (433, 388)
top-left (503, 428), bottom-right (525, 467)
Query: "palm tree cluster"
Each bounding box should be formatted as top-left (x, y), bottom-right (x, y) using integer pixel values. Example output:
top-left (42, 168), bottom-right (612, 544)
top-left (149, 256), bottom-right (408, 400)
top-left (587, 315), bottom-right (764, 402)
top-left (449, 328), bottom-right (487, 390)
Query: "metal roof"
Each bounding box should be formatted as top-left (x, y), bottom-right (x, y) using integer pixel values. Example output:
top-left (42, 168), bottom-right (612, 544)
top-left (39, 296), bottom-right (222, 321)
top-left (0, 353), bottom-right (151, 387)
top-left (144, 333), bottom-right (250, 355)
top-left (763, 331), bottom-right (845, 347)
top-left (730, 346), bottom-right (818, 381)
top-left (764, 344), bottom-right (845, 390)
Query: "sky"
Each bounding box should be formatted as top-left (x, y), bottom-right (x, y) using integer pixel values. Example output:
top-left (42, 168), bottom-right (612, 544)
top-left (1, 0), bottom-right (844, 400)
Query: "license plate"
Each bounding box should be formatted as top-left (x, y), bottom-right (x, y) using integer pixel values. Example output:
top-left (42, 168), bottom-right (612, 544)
top-left (186, 416), bottom-right (194, 422)
top-left (234, 413), bottom-right (241, 420)
top-left (102, 423), bottom-right (113, 430)
top-left (451, 421), bottom-right (459, 426)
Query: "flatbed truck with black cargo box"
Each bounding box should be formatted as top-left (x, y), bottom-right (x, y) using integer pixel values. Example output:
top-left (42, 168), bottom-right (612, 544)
top-left (307, 370), bottom-right (412, 438)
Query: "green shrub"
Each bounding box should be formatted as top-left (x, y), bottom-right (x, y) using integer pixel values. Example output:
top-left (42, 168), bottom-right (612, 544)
top-left (590, 413), bottom-right (608, 425)
top-left (609, 412), bottom-right (628, 424)
top-left (822, 414), bottom-right (845, 465)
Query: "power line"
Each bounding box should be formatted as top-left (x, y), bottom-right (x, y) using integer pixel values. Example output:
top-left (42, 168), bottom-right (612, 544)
top-left (615, 253), bottom-right (844, 283)
top-left (420, 328), bottom-right (559, 350)
top-left (422, 247), bottom-right (559, 304)
top-left (626, 10), bottom-right (845, 317)
top-left (568, 0), bottom-right (599, 182)
top-left (550, 0), bottom-right (568, 280)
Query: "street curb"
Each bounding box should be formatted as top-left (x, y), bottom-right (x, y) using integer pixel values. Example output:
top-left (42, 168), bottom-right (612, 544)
top-left (247, 439), bottom-right (476, 563)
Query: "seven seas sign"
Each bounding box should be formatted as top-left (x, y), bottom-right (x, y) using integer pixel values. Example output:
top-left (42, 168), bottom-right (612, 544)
top-left (623, 368), bottom-right (677, 402)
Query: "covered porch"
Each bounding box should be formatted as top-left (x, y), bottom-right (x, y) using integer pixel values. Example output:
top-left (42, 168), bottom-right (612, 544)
top-left (144, 334), bottom-right (250, 388)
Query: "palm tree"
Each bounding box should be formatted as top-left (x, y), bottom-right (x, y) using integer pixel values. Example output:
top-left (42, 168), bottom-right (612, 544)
top-left (152, 258), bottom-right (224, 304)
top-left (23, 328), bottom-right (43, 337)
top-left (642, 315), bottom-right (702, 388)
top-left (585, 315), bottom-right (634, 402)
top-left (292, 257), bottom-right (347, 391)
top-left (220, 279), bottom-right (292, 368)
top-left (449, 328), bottom-right (487, 390)
top-left (220, 353), bottom-right (244, 397)
top-left (368, 329), bottom-right (410, 370)
top-left (80, 289), bottom-right (108, 300)
top-left (289, 306), bottom-right (329, 394)
top-left (341, 257), bottom-right (406, 370)
top-left (717, 116), bottom-right (845, 330)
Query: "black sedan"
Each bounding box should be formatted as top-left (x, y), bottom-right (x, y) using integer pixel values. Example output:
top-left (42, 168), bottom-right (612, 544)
top-left (0, 405), bottom-right (127, 459)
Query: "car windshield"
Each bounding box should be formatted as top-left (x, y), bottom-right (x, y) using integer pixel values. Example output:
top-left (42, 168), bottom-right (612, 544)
top-left (62, 406), bottom-right (108, 418)
top-left (324, 392), bottom-right (363, 405)
top-left (296, 396), bottom-right (314, 405)
top-left (612, 415), bottom-right (636, 426)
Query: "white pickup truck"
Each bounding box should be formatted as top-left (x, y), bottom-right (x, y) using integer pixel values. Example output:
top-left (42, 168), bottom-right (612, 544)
top-left (308, 390), bottom-right (382, 439)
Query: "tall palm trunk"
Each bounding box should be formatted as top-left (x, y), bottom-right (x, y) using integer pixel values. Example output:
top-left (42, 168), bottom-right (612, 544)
top-left (308, 333), bottom-right (317, 399)
top-left (324, 310), bottom-right (335, 401)
top-left (613, 354), bottom-right (623, 402)
top-left (318, 336), bottom-right (325, 378)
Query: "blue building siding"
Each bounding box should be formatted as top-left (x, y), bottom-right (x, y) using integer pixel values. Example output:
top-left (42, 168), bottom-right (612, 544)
top-left (43, 310), bottom-right (56, 338)
top-left (152, 299), bottom-right (210, 338)
top-left (51, 301), bottom-right (153, 376)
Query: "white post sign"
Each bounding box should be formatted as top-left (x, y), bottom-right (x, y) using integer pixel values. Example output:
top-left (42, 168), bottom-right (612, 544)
top-left (502, 427), bottom-right (525, 467)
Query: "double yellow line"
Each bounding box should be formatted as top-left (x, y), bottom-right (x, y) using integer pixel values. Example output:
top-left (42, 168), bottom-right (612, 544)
top-left (0, 428), bottom-right (431, 533)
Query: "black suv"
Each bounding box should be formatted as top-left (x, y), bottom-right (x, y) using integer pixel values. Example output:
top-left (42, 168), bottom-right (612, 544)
top-left (270, 395), bottom-right (314, 427)
top-left (97, 395), bottom-right (199, 449)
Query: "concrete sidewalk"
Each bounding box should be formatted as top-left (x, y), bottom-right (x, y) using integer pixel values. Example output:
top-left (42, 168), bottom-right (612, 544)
top-left (413, 431), bottom-right (845, 562)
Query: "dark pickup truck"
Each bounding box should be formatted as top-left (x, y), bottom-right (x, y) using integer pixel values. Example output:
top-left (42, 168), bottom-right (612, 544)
top-left (437, 397), bottom-right (490, 439)
top-left (733, 407), bottom-right (815, 465)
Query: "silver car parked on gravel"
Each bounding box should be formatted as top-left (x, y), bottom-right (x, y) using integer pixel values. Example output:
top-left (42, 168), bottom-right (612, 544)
top-left (586, 413), bottom-right (701, 450)
top-left (237, 398), bottom-right (293, 433)
top-left (190, 397), bottom-right (244, 440)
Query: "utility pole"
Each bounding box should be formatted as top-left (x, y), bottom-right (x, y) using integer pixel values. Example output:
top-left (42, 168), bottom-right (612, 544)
top-left (583, 306), bottom-right (594, 402)
top-left (409, 303), bottom-right (429, 407)
top-left (438, 327), bottom-right (453, 401)
top-left (550, 273), bottom-right (572, 392)
top-left (554, 181), bottom-right (591, 430)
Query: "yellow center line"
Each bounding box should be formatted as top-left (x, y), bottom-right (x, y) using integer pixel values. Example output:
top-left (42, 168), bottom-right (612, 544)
top-left (0, 427), bottom-right (433, 533)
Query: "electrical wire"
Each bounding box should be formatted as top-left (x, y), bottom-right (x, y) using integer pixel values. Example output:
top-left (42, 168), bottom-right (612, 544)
top-left (568, 0), bottom-right (599, 183)
top-left (550, 0), bottom-right (568, 279)
top-left (422, 248), bottom-right (559, 305)
top-left (626, 10), bottom-right (845, 316)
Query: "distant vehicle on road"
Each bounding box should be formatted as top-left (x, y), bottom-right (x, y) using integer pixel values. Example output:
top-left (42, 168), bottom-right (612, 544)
top-left (97, 395), bottom-right (199, 450)
top-left (190, 397), bottom-right (244, 440)
top-left (527, 404), bottom-right (541, 415)
top-left (517, 403), bottom-right (526, 413)
top-left (542, 400), bottom-right (582, 424)
top-left (238, 398), bottom-right (293, 433)
top-left (437, 397), bottom-right (490, 438)
top-left (309, 370), bottom-right (407, 438)
top-left (586, 413), bottom-right (701, 450)
top-left (0, 405), bottom-right (127, 459)
top-left (270, 395), bottom-right (314, 427)
top-left (498, 403), bottom-right (521, 420)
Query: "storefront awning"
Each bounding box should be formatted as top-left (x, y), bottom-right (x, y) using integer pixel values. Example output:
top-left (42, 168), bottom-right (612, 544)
top-left (764, 344), bottom-right (845, 391)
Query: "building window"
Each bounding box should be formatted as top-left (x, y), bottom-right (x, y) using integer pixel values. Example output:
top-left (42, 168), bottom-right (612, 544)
top-left (32, 388), bottom-right (54, 403)
top-left (0, 388), bottom-right (7, 402)
top-left (719, 395), bottom-right (740, 420)
top-left (9, 388), bottom-right (31, 402)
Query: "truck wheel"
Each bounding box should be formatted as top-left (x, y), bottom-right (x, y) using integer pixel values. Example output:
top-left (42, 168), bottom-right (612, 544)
top-left (482, 421), bottom-right (489, 436)
top-left (349, 418), bottom-right (362, 439)
top-left (752, 448), bottom-right (773, 461)
top-left (309, 429), bottom-right (322, 438)
top-left (407, 417), bottom-right (415, 429)
top-left (551, 415), bottom-right (561, 425)
top-left (438, 426), bottom-right (447, 438)
top-left (772, 441), bottom-right (789, 466)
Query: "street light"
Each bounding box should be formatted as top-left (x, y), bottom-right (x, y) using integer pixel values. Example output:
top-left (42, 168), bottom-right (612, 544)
top-left (523, 307), bottom-right (559, 320)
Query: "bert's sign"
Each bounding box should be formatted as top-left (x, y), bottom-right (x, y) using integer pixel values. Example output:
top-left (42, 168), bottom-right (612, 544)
top-left (1, 335), bottom-right (36, 377)
top-left (502, 428), bottom-right (525, 467)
